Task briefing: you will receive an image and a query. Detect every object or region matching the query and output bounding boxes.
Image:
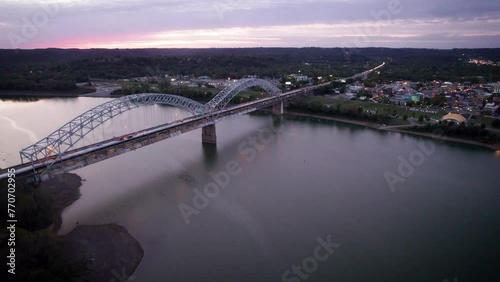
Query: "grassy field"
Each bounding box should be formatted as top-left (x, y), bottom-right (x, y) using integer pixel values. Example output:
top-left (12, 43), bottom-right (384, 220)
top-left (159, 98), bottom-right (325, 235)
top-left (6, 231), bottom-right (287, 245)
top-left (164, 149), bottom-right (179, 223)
top-left (305, 96), bottom-right (448, 119)
top-left (471, 115), bottom-right (497, 127)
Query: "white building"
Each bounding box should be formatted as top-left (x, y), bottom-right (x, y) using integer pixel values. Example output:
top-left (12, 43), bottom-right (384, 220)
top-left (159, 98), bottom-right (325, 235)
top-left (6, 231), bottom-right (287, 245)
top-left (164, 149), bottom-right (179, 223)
top-left (484, 103), bottom-right (499, 112)
top-left (489, 83), bottom-right (500, 94)
top-left (288, 74), bottom-right (309, 82)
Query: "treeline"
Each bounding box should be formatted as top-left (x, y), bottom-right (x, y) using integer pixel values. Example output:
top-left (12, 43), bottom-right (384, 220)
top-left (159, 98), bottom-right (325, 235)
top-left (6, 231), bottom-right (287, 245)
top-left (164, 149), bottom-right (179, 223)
top-left (408, 122), bottom-right (499, 144)
top-left (0, 50), bottom-right (370, 92)
top-left (117, 81), bottom-right (216, 103)
top-left (0, 77), bottom-right (77, 91)
top-left (368, 48), bottom-right (500, 83)
top-left (54, 54), bottom-right (366, 81)
top-left (1, 47), bottom-right (499, 93)
top-left (378, 61), bottom-right (499, 83)
top-left (288, 99), bottom-right (393, 124)
top-left (0, 48), bottom-right (378, 85)
top-left (2, 47), bottom-right (499, 71)
top-left (0, 47), bottom-right (377, 70)
top-left (0, 65), bottom-right (81, 91)
top-left (117, 81), bottom-right (265, 105)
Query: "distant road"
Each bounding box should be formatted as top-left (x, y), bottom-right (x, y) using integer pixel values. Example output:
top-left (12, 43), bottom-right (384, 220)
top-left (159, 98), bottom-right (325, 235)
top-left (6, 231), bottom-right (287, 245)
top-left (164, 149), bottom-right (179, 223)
top-left (346, 62), bottom-right (386, 80)
top-left (80, 83), bottom-right (121, 97)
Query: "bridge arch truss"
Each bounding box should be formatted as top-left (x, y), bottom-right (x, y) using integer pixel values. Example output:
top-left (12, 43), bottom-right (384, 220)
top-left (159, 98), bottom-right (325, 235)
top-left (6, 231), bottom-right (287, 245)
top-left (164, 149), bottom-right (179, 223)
top-left (19, 93), bottom-right (208, 168)
top-left (206, 78), bottom-right (282, 111)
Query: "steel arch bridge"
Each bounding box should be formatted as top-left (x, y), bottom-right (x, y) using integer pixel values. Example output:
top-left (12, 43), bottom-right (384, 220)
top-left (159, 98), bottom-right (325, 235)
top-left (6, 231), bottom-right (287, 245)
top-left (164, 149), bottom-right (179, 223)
top-left (206, 78), bottom-right (281, 111)
top-left (19, 78), bottom-right (281, 170)
top-left (19, 93), bottom-right (207, 166)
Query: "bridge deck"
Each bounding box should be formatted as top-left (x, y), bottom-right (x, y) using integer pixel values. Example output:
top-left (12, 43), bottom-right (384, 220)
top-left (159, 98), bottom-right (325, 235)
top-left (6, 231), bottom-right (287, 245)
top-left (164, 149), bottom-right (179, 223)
top-left (0, 85), bottom-right (316, 182)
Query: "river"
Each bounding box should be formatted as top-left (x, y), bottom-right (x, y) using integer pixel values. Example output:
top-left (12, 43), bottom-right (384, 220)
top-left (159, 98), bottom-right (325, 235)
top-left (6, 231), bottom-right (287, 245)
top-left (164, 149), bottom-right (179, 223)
top-left (1, 97), bottom-right (499, 282)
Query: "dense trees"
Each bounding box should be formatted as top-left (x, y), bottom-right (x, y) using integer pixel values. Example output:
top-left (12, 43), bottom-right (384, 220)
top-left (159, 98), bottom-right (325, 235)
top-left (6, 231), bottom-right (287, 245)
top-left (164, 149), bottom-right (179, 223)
top-left (116, 82), bottom-right (216, 102)
top-left (0, 76), bottom-right (77, 92)
top-left (492, 119), bottom-right (500, 128)
top-left (1, 48), bottom-right (499, 93)
top-left (370, 48), bottom-right (500, 82)
top-left (409, 122), bottom-right (499, 144)
top-left (14, 230), bottom-right (87, 282)
top-left (0, 177), bottom-right (87, 281)
top-left (16, 192), bottom-right (53, 231)
top-left (288, 99), bottom-right (393, 124)
top-left (430, 94), bottom-right (448, 106)
top-left (313, 85), bottom-right (331, 95)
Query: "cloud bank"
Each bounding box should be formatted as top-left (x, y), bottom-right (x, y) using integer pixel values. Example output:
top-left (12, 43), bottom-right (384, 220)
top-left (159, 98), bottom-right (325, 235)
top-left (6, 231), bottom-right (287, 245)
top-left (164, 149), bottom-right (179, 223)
top-left (1, 0), bottom-right (499, 49)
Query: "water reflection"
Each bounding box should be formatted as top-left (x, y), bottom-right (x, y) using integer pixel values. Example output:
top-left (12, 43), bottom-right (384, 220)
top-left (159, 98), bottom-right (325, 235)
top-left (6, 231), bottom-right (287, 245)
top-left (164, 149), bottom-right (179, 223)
top-left (0, 96), bottom-right (77, 103)
top-left (202, 142), bottom-right (218, 167)
top-left (0, 96), bottom-right (45, 102)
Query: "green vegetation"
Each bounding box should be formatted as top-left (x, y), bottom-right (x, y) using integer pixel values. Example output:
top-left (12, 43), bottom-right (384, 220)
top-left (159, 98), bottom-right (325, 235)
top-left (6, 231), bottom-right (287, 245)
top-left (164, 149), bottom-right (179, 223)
top-left (0, 176), bottom-right (87, 281)
top-left (288, 97), bottom-right (407, 125)
top-left (492, 119), bottom-right (500, 128)
top-left (470, 115), bottom-right (498, 128)
top-left (313, 85), bottom-right (333, 95)
top-left (407, 122), bottom-right (499, 144)
top-left (115, 81), bottom-right (264, 104)
top-left (13, 229), bottom-right (87, 282)
top-left (2, 48), bottom-right (498, 94)
top-left (360, 48), bottom-right (500, 83)
top-left (304, 96), bottom-right (448, 119)
top-left (16, 191), bottom-right (53, 231)
top-left (0, 76), bottom-right (78, 92)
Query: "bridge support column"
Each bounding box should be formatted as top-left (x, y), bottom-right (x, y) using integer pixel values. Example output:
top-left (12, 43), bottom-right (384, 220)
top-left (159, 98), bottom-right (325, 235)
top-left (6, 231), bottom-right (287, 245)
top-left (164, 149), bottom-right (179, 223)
top-left (272, 102), bottom-right (284, 115)
top-left (202, 124), bottom-right (217, 144)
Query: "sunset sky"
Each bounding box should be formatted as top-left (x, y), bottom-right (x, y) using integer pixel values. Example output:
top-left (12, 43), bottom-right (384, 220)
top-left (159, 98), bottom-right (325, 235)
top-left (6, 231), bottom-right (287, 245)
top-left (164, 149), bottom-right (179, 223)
top-left (1, 0), bottom-right (499, 49)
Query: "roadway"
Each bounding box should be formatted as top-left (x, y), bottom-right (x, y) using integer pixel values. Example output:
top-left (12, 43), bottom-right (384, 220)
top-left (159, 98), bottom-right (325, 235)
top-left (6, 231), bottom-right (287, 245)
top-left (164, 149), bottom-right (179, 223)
top-left (347, 62), bottom-right (385, 80)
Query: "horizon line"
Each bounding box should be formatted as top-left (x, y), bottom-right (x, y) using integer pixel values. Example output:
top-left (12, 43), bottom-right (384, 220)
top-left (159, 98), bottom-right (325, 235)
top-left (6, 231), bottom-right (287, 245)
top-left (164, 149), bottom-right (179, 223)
top-left (2, 46), bottom-right (500, 51)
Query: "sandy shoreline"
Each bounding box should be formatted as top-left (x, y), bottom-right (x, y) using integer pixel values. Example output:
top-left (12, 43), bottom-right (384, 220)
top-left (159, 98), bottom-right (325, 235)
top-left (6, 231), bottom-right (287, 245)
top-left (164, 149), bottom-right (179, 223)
top-left (284, 110), bottom-right (500, 151)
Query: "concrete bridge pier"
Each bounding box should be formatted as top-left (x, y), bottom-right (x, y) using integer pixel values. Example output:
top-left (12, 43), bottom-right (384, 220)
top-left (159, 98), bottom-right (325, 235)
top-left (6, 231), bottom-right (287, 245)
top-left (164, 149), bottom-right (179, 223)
top-left (202, 124), bottom-right (217, 144)
top-left (272, 102), bottom-right (284, 115)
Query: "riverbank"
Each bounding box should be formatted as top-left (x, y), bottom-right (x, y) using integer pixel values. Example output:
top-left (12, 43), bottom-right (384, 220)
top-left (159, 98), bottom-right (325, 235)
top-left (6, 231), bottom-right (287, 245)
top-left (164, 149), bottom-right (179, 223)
top-left (285, 110), bottom-right (500, 151)
top-left (40, 173), bottom-right (83, 232)
top-left (385, 127), bottom-right (500, 151)
top-left (285, 109), bottom-right (383, 129)
top-left (39, 173), bottom-right (144, 281)
top-left (0, 88), bottom-right (95, 98)
top-left (62, 224), bottom-right (143, 282)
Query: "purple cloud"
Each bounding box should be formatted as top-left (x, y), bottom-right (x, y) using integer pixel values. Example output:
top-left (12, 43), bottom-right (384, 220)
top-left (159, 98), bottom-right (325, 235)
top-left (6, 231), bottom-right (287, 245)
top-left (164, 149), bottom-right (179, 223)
top-left (0, 0), bottom-right (499, 49)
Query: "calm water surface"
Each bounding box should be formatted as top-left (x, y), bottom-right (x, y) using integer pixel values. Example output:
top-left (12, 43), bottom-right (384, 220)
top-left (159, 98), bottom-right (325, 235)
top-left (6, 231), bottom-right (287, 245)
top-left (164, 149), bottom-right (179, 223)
top-left (1, 98), bottom-right (499, 282)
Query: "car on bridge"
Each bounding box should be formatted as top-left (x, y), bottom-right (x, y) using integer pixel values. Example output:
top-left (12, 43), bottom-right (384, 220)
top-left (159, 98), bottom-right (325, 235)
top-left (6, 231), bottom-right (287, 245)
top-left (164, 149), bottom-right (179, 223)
top-left (115, 133), bottom-right (137, 141)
